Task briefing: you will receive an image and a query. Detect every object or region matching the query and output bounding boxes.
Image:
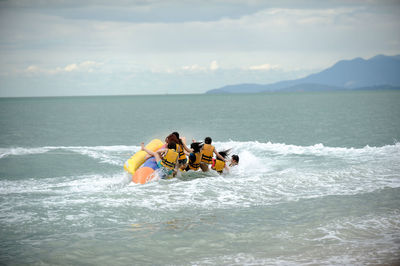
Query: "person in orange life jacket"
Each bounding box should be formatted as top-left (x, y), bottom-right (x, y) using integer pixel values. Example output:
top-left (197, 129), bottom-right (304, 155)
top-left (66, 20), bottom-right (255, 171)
top-left (199, 137), bottom-right (226, 172)
top-left (143, 133), bottom-right (180, 161)
top-left (211, 149), bottom-right (231, 174)
top-left (165, 133), bottom-right (179, 146)
top-left (171, 131), bottom-right (192, 170)
top-left (141, 141), bottom-right (179, 179)
top-left (184, 142), bottom-right (203, 172)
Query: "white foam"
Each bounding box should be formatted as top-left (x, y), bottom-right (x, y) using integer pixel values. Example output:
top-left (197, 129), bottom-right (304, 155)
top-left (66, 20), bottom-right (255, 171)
top-left (188, 212), bottom-right (400, 265)
top-left (0, 147), bottom-right (53, 158)
top-left (0, 145), bottom-right (140, 165)
top-left (2, 142), bottom-right (399, 162)
top-left (1, 141), bottom-right (399, 210)
top-left (0, 171), bottom-right (131, 196)
top-left (215, 140), bottom-right (400, 157)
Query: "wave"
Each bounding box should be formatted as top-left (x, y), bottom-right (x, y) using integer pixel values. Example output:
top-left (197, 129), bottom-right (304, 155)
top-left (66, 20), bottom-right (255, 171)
top-left (214, 140), bottom-right (400, 156)
top-left (1, 141), bottom-right (399, 158)
top-left (0, 145), bottom-right (138, 165)
top-left (187, 211), bottom-right (400, 265)
top-left (0, 141), bottom-right (399, 211)
top-left (1, 142), bottom-right (399, 176)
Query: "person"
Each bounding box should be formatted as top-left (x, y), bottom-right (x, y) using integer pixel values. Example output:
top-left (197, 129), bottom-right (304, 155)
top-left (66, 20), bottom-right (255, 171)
top-left (211, 149), bottom-right (230, 174)
top-left (199, 137), bottom-right (225, 172)
top-left (144, 133), bottom-right (180, 161)
top-left (184, 142), bottom-right (203, 171)
top-left (230, 154), bottom-right (239, 167)
top-left (171, 132), bottom-right (191, 170)
top-left (165, 133), bottom-right (180, 146)
top-left (141, 141), bottom-right (179, 179)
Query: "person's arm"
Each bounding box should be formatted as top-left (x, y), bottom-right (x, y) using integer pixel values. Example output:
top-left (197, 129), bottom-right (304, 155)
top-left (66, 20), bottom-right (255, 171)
top-left (177, 137), bottom-right (192, 155)
top-left (214, 148), bottom-right (225, 161)
top-left (156, 148), bottom-right (167, 156)
top-left (182, 142), bottom-right (192, 153)
top-left (141, 143), bottom-right (155, 156)
top-left (142, 143), bottom-right (163, 162)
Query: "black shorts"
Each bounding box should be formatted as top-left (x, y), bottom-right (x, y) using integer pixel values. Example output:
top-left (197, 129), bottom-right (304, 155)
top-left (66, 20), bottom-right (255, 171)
top-left (178, 158), bottom-right (187, 165)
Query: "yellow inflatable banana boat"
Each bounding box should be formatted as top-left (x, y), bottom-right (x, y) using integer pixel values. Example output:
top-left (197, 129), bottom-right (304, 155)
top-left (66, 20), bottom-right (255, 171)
top-left (124, 139), bottom-right (164, 184)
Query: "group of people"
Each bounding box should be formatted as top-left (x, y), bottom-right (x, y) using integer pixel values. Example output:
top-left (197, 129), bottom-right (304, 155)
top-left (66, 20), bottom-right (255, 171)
top-left (140, 132), bottom-right (239, 179)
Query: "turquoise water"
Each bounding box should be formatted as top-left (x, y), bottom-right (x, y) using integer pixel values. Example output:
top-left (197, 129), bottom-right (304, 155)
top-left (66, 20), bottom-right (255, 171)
top-left (0, 90), bottom-right (400, 265)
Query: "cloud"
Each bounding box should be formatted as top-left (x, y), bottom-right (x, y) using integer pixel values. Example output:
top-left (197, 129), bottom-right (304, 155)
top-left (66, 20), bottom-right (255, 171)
top-left (2, 4), bottom-right (399, 62)
top-left (1, 1), bottom-right (400, 96)
top-left (0, 0), bottom-right (273, 23)
top-left (26, 65), bottom-right (40, 73)
top-left (182, 64), bottom-right (205, 72)
top-left (23, 61), bottom-right (104, 75)
top-left (248, 64), bottom-right (279, 71)
top-left (64, 64), bottom-right (78, 72)
top-left (210, 60), bottom-right (219, 71)
top-left (181, 61), bottom-right (219, 72)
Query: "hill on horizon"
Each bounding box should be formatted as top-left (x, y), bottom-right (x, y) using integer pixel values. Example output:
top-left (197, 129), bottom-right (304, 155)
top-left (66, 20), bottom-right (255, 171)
top-left (206, 54), bottom-right (400, 94)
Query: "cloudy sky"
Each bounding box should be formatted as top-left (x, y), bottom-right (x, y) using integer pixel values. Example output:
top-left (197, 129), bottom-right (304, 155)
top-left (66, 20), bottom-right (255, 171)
top-left (0, 0), bottom-right (399, 97)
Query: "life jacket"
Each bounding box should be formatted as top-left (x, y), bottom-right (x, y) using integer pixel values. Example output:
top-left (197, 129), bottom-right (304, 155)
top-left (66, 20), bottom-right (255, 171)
top-left (212, 159), bottom-right (225, 173)
top-left (177, 144), bottom-right (186, 160)
top-left (160, 149), bottom-right (179, 170)
top-left (188, 152), bottom-right (201, 170)
top-left (201, 144), bottom-right (214, 164)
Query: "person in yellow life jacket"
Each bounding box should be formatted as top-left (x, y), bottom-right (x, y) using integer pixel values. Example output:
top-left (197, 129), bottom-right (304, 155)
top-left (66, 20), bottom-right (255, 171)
top-left (184, 142), bottom-right (203, 171)
top-left (211, 149), bottom-right (230, 174)
top-left (200, 137), bottom-right (226, 172)
top-left (171, 131), bottom-right (191, 170)
top-left (141, 141), bottom-right (179, 179)
top-left (143, 133), bottom-right (179, 161)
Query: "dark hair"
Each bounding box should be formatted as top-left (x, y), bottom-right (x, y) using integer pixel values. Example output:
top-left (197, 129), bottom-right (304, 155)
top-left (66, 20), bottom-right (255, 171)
top-left (168, 141), bottom-right (177, 150)
top-left (217, 149), bottom-right (231, 160)
top-left (231, 154), bottom-right (239, 163)
top-left (190, 142), bottom-right (203, 153)
top-left (204, 137), bottom-right (212, 144)
top-left (172, 132), bottom-right (183, 145)
top-left (172, 131), bottom-right (179, 138)
top-left (165, 134), bottom-right (179, 145)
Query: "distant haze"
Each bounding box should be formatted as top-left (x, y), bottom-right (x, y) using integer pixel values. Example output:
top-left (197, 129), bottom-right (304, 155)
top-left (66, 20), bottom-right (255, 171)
top-left (1, 0), bottom-right (400, 97)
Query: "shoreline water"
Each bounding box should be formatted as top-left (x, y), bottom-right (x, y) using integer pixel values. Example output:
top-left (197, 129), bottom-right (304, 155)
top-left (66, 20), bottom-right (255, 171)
top-left (1, 90), bottom-right (399, 265)
top-left (0, 87), bottom-right (399, 99)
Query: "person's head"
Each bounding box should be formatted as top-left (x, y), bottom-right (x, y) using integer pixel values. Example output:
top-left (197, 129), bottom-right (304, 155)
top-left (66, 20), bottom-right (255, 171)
top-left (171, 132), bottom-right (183, 144)
top-left (204, 137), bottom-right (212, 144)
top-left (172, 132), bottom-right (179, 139)
top-left (191, 142), bottom-right (203, 153)
top-left (165, 133), bottom-right (179, 144)
top-left (168, 141), bottom-right (177, 150)
top-left (231, 154), bottom-right (239, 165)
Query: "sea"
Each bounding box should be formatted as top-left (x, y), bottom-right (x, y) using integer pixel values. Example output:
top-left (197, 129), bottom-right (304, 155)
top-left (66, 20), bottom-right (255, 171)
top-left (0, 90), bottom-right (399, 265)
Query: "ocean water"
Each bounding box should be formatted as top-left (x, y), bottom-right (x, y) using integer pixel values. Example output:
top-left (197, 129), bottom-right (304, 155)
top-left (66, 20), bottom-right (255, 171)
top-left (0, 90), bottom-right (399, 265)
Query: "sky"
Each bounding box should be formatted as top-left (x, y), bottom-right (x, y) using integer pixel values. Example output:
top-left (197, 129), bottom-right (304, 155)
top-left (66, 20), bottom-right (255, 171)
top-left (0, 0), bottom-right (399, 97)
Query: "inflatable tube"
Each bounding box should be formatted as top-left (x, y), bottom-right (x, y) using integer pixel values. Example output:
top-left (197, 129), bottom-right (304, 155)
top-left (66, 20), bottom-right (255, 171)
top-left (133, 166), bottom-right (156, 184)
top-left (142, 157), bottom-right (159, 170)
top-left (132, 157), bottom-right (159, 184)
top-left (123, 139), bottom-right (164, 175)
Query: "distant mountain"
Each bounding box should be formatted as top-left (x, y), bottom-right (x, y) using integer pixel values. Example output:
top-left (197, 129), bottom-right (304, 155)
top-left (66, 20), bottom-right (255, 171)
top-left (206, 55), bottom-right (400, 94)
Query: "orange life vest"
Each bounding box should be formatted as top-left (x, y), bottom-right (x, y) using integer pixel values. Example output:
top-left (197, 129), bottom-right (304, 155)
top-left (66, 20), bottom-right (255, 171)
top-left (188, 153), bottom-right (201, 170)
top-left (177, 144), bottom-right (186, 160)
top-left (160, 149), bottom-right (179, 170)
top-left (212, 159), bottom-right (225, 173)
top-left (201, 144), bottom-right (214, 164)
